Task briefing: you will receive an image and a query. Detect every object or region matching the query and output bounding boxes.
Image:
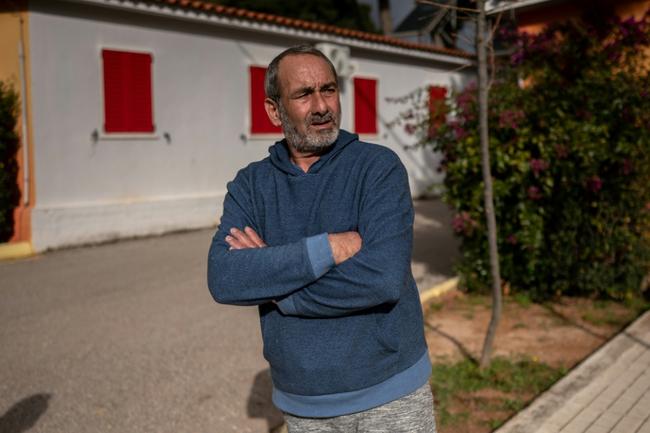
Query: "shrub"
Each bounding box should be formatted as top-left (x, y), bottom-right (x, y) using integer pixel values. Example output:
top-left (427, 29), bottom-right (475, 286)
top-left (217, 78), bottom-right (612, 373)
top-left (0, 81), bottom-right (20, 242)
top-left (409, 11), bottom-right (650, 299)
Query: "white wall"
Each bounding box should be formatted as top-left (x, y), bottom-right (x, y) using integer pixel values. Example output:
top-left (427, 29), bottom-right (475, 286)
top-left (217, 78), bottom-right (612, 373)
top-left (346, 52), bottom-right (468, 196)
top-left (27, 0), bottom-right (469, 251)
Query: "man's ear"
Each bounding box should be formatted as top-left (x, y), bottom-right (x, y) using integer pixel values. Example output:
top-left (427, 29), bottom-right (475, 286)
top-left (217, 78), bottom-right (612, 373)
top-left (264, 98), bottom-right (282, 127)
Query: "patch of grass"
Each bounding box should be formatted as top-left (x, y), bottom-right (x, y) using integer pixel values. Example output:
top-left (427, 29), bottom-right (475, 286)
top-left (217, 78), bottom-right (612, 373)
top-left (501, 397), bottom-right (525, 412)
top-left (430, 357), bottom-right (565, 428)
top-left (462, 311), bottom-right (475, 320)
top-left (512, 293), bottom-right (533, 308)
top-left (625, 296), bottom-right (650, 315)
top-left (487, 418), bottom-right (506, 429)
top-left (585, 296), bottom-right (648, 327)
top-left (465, 295), bottom-right (489, 307)
top-left (429, 301), bottom-right (443, 312)
top-left (593, 299), bottom-right (610, 310)
top-left (435, 407), bottom-right (469, 427)
top-left (582, 310), bottom-right (628, 327)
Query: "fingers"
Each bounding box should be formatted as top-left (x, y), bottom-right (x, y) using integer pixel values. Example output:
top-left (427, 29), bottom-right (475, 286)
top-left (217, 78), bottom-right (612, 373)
top-left (244, 226), bottom-right (267, 247)
top-left (327, 231), bottom-right (363, 265)
top-left (225, 227), bottom-right (267, 250)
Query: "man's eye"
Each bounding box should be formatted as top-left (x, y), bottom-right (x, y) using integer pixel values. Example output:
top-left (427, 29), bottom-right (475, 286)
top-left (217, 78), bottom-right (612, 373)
top-left (324, 87), bottom-right (336, 94)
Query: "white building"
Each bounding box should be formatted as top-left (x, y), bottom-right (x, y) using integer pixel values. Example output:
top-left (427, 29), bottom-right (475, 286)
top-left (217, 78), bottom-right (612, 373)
top-left (0, 0), bottom-right (472, 252)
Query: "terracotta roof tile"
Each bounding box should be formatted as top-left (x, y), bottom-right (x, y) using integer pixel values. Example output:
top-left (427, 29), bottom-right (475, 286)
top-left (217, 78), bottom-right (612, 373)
top-left (149, 0), bottom-right (473, 59)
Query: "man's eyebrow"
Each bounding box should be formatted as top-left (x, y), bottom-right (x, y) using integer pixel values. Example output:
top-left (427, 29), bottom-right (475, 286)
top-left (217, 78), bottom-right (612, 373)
top-left (290, 86), bottom-right (315, 97)
top-left (290, 82), bottom-right (338, 97)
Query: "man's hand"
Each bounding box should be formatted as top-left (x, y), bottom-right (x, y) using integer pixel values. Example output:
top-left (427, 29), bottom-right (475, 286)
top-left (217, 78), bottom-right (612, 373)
top-left (328, 232), bottom-right (362, 265)
top-left (225, 227), bottom-right (267, 250)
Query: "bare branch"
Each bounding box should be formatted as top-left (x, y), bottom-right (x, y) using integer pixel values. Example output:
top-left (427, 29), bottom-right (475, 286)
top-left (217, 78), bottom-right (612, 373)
top-left (489, 10), bottom-right (505, 44)
top-left (488, 43), bottom-right (496, 90)
top-left (448, 29), bottom-right (477, 47)
top-left (448, 62), bottom-right (474, 74)
top-left (417, 0), bottom-right (479, 14)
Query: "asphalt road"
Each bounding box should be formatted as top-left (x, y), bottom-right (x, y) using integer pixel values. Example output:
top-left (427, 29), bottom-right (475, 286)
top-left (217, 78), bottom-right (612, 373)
top-left (0, 199), bottom-right (457, 433)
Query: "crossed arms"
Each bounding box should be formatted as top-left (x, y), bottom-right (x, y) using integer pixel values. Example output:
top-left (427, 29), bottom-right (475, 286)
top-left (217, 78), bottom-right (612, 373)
top-left (207, 152), bottom-right (414, 318)
top-left (226, 227), bottom-right (362, 266)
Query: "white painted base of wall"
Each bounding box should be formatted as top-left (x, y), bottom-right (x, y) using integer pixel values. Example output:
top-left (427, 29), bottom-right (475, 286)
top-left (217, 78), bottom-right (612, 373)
top-left (31, 193), bottom-right (224, 252)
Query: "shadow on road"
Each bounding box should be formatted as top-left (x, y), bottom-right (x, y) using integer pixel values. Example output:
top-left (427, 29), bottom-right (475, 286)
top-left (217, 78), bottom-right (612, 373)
top-left (412, 199), bottom-right (459, 278)
top-left (247, 369), bottom-right (284, 433)
top-left (0, 393), bottom-right (51, 433)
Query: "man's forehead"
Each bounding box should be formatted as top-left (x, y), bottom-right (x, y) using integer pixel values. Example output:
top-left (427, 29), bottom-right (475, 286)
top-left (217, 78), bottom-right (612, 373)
top-left (277, 54), bottom-right (336, 84)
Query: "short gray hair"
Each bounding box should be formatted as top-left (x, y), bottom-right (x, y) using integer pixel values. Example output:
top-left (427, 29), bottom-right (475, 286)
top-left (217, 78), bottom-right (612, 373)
top-left (264, 44), bottom-right (338, 103)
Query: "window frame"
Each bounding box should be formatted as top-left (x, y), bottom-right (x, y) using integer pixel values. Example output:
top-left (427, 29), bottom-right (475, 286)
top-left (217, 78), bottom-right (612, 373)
top-left (247, 64), bottom-right (283, 140)
top-left (427, 83), bottom-right (449, 137)
top-left (352, 75), bottom-right (380, 137)
top-left (99, 47), bottom-right (158, 140)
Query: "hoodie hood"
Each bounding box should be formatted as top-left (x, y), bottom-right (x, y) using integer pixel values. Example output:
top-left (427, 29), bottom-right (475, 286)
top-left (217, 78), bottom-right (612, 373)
top-left (268, 129), bottom-right (358, 176)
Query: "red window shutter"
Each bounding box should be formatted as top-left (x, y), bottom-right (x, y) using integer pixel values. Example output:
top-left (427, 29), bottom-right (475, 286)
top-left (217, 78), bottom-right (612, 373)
top-left (249, 66), bottom-right (281, 134)
top-left (354, 77), bottom-right (377, 135)
top-left (429, 85), bottom-right (447, 129)
top-left (102, 49), bottom-right (154, 133)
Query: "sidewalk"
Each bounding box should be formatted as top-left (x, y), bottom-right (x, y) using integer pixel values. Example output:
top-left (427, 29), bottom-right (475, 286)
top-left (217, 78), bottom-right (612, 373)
top-left (495, 310), bottom-right (650, 433)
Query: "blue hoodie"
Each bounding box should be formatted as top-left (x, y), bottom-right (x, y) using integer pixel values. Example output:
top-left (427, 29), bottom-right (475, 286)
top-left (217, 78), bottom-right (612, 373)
top-left (207, 130), bottom-right (430, 417)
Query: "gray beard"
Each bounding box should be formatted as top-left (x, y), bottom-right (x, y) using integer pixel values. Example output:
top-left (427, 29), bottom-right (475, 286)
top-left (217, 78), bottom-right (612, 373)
top-left (278, 103), bottom-right (340, 153)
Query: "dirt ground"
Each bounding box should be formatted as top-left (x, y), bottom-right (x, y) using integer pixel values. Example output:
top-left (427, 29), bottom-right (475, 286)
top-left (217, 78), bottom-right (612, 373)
top-left (422, 291), bottom-right (643, 433)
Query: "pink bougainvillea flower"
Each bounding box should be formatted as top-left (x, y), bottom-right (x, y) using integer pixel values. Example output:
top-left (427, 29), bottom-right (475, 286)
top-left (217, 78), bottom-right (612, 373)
top-left (586, 175), bottom-right (603, 193)
top-left (554, 144), bottom-right (569, 159)
top-left (452, 211), bottom-right (477, 235)
top-left (499, 110), bottom-right (525, 130)
top-left (529, 158), bottom-right (549, 177)
top-left (622, 159), bottom-right (633, 175)
top-left (527, 186), bottom-right (542, 200)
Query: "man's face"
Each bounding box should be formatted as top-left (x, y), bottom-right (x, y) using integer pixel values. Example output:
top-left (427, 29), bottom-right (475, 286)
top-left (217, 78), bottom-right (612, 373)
top-left (274, 54), bottom-right (341, 153)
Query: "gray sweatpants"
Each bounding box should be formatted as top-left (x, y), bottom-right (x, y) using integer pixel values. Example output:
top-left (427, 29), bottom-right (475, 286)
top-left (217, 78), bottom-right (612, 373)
top-left (283, 383), bottom-right (437, 433)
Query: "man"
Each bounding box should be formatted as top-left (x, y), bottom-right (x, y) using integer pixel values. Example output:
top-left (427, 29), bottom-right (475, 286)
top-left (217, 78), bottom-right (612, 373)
top-left (207, 44), bottom-right (436, 433)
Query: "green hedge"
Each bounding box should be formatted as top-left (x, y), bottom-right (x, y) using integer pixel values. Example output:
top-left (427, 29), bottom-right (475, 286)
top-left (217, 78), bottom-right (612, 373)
top-left (410, 12), bottom-right (650, 299)
top-left (0, 81), bottom-right (20, 242)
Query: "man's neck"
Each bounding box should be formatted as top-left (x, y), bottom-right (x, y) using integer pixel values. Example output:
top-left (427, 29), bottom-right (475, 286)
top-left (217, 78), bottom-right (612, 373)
top-left (289, 150), bottom-right (321, 173)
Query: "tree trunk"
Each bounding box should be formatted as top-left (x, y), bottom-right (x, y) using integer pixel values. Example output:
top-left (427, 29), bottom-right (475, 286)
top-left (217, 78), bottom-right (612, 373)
top-left (476, 0), bottom-right (503, 369)
top-left (379, 0), bottom-right (392, 35)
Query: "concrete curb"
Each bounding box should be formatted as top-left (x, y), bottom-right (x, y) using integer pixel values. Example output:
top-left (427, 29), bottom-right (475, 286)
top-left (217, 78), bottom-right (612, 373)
top-left (420, 277), bottom-right (459, 305)
top-left (494, 310), bottom-right (650, 433)
top-left (0, 241), bottom-right (34, 261)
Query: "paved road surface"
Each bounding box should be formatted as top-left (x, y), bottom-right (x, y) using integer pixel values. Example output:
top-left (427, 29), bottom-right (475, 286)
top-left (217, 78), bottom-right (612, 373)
top-left (0, 199), bottom-right (457, 433)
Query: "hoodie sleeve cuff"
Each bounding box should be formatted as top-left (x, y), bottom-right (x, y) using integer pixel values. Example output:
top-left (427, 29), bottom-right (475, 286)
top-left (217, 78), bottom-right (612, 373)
top-left (276, 295), bottom-right (298, 315)
top-left (305, 233), bottom-right (335, 279)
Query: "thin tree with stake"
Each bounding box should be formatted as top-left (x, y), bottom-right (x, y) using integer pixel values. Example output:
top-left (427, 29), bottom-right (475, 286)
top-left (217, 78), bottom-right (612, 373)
top-left (417, 0), bottom-right (503, 368)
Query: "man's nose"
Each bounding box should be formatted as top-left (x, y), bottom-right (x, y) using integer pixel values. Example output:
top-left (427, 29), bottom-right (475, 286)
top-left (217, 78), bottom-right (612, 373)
top-left (310, 91), bottom-right (328, 114)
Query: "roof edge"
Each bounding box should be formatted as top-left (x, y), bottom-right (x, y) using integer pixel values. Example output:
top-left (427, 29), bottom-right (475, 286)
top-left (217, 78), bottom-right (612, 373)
top-left (56, 0), bottom-right (475, 65)
top-left (486, 0), bottom-right (555, 15)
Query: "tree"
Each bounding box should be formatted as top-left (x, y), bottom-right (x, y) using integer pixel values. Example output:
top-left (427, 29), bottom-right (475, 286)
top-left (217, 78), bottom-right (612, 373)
top-left (412, 0), bottom-right (504, 368)
top-left (379, 0), bottom-right (392, 35)
top-left (0, 81), bottom-right (20, 242)
top-left (475, 0), bottom-right (502, 369)
top-left (430, 9), bottom-right (650, 301)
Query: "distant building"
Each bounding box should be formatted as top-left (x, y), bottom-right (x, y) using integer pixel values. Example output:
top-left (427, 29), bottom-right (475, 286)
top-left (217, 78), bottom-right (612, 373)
top-left (0, 0), bottom-right (472, 252)
top-left (393, 1), bottom-right (477, 53)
